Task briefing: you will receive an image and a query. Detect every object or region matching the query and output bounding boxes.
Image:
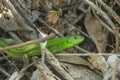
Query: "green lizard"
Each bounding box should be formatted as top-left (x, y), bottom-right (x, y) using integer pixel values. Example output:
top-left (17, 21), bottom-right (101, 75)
top-left (0, 35), bottom-right (84, 58)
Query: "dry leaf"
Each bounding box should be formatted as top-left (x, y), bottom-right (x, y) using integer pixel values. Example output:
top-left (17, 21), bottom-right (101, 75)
top-left (56, 55), bottom-right (94, 69)
top-left (54, 23), bottom-right (64, 32)
top-left (0, 2), bottom-right (7, 13)
top-left (88, 54), bottom-right (108, 72)
top-left (45, 0), bottom-right (52, 9)
top-left (61, 63), bottom-right (102, 80)
top-left (0, 10), bottom-right (33, 32)
top-left (38, 0), bottom-right (52, 9)
top-left (31, 70), bottom-right (56, 80)
top-left (47, 11), bottom-right (60, 24)
top-left (107, 55), bottom-right (120, 69)
top-left (31, 0), bottom-right (40, 9)
top-left (84, 9), bottom-right (107, 53)
top-left (53, 0), bottom-right (63, 5)
top-left (9, 71), bottom-right (18, 80)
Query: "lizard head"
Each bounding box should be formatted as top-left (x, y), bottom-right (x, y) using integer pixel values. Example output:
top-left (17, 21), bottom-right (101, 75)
top-left (47, 35), bottom-right (85, 53)
top-left (67, 35), bottom-right (84, 44)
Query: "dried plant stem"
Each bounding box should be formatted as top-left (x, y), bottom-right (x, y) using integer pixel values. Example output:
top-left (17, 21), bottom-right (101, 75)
top-left (0, 33), bottom-right (56, 51)
top-left (56, 53), bottom-right (120, 56)
top-left (32, 57), bottom-right (49, 80)
top-left (84, 0), bottom-right (116, 29)
top-left (97, 0), bottom-right (120, 26)
top-left (114, 27), bottom-right (119, 52)
top-left (111, 59), bottom-right (119, 80)
top-left (0, 68), bottom-right (10, 78)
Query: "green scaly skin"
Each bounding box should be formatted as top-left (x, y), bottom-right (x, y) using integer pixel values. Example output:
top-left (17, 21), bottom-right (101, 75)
top-left (0, 35), bottom-right (84, 58)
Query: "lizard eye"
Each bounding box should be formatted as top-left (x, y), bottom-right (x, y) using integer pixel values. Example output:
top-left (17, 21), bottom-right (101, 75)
top-left (67, 36), bottom-right (77, 43)
top-left (67, 40), bottom-right (69, 43)
top-left (74, 36), bottom-right (77, 39)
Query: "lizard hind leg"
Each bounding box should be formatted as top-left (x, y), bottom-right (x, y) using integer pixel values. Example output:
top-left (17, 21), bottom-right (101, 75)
top-left (23, 54), bottom-right (29, 67)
